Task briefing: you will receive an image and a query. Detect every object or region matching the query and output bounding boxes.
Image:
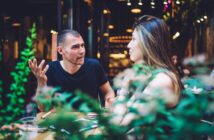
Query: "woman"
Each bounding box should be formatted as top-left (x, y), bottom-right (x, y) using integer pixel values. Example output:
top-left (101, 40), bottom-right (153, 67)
top-left (126, 15), bottom-right (182, 107)
top-left (112, 15), bottom-right (182, 125)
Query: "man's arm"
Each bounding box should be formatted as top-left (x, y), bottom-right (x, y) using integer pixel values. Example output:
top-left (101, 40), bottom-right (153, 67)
top-left (99, 81), bottom-right (115, 108)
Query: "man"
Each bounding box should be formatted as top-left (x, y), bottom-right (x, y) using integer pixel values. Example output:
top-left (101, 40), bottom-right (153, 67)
top-left (28, 29), bottom-right (115, 110)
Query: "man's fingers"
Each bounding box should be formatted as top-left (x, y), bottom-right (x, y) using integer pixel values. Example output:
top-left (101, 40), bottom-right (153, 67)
top-left (30, 58), bottom-right (38, 73)
top-left (38, 60), bottom-right (45, 70)
top-left (41, 65), bottom-right (49, 76)
top-left (28, 60), bottom-right (37, 74)
top-left (28, 60), bottom-right (32, 69)
top-left (33, 58), bottom-right (37, 67)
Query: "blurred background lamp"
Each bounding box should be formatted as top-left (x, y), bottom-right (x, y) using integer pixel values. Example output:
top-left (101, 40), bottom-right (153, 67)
top-left (131, 8), bottom-right (141, 14)
top-left (126, 28), bottom-right (132, 33)
top-left (173, 32), bottom-right (180, 40)
top-left (138, 0), bottom-right (143, 5)
top-left (12, 22), bottom-right (21, 27)
top-left (108, 24), bottom-right (114, 29)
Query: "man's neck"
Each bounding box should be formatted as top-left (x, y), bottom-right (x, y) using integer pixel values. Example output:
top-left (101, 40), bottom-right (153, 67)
top-left (60, 60), bottom-right (82, 74)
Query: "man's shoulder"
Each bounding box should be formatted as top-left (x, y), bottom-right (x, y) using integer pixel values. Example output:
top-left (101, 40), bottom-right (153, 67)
top-left (48, 60), bottom-right (59, 65)
top-left (48, 60), bottom-right (60, 67)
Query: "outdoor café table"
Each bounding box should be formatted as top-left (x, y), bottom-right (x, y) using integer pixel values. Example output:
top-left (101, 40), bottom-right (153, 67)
top-left (20, 111), bottom-right (101, 140)
top-left (0, 111), bottom-right (101, 140)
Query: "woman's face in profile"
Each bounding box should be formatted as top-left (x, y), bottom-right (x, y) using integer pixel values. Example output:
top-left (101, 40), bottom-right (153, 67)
top-left (127, 29), bottom-right (143, 62)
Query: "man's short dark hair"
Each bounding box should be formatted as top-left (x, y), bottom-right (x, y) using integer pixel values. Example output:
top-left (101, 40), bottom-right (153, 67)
top-left (57, 29), bottom-right (81, 46)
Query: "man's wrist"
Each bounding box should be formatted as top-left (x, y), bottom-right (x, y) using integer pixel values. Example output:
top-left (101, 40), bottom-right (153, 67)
top-left (37, 82), bottom-right (47, 87)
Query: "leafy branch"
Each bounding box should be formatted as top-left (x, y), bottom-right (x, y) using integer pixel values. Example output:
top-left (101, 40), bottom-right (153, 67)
top-left (0, 23), bottom-right (36, 125)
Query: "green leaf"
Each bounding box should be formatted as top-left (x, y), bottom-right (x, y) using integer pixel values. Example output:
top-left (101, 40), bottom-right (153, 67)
top-left (78, 103), bottom-right (91, 113)
top-left (26, 36), bottom-right (32, 47)
top-left (6, 105), bottom-right (13, 111)
top-left (31, 33), bottom-right (37, 39)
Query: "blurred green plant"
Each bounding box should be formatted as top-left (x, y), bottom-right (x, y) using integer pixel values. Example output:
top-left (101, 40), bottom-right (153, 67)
top-left (34, 62), bottom-right (214, 140)
top-left (0, 23), bottom-right (36, 126)
top-left (36, 87), bottom-right (104, 140)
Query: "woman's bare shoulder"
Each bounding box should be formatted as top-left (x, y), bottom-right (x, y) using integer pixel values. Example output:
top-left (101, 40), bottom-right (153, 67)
top-left (150, 72), bottom-right (175, 88)
top-left (144, 71), bottom-right (180, 107)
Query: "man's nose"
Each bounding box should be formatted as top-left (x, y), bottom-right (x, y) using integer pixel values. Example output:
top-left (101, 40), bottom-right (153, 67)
top-left (79, 47), bottom-right (85, 53)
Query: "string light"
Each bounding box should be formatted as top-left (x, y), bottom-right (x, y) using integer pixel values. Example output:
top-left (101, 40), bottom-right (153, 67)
top-left (108, 25), bottom-right (114, 29)
top-left (126, 28), bottom-right (132, 33)
top-left (196, 15), bottom-right (208, 24)
top-left (176, 0), bottom-right (180, 5)
top-left (12, 23), bottom-right (21, 27)
top-left (163, 0), bottom-right (171, 12)
top-left (131, 8), bottom-right (141, 14)
top-left (127, 0), bottom-right (131, 6)
top-left (103, 33), bottom-right (109, 37)
top-left (51, 30), bottom-right (58, 35)
top-left (109, 36), bottom-right (131, 43)
top-left (150, 0), bottom-right (155, 9)
top-left (138, 0), bottom-right (143, 5)
top-left (150, 0), bottom-right (155, 6)
top-left (172, 32), bottom-right (180, 40)
top-left (200, 18), bottom-right (204, 22)
top-left (197, 19), bottom-right (201, 23)
top-left (103, 9), bottom-right (110, 14)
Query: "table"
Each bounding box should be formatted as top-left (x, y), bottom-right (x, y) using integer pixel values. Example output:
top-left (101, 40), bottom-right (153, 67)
top-left (20, 111), bottom-right (101, 140)
top-left (1, 111), bottom-right (102, 140)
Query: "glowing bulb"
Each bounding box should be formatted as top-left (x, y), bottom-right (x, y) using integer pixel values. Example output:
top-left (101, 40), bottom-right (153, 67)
top-left (173, 32), bottom-right (180, 40)
top-left (131, 8), bottom-right (141, 14)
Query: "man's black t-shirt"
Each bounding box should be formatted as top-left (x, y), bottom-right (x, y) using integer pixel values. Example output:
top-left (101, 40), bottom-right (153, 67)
top-left (46, 58), bottom-right (108, 100)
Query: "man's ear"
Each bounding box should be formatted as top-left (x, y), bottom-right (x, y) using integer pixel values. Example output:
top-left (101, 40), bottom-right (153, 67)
top-left (57, 46), bottom-right (63, 55)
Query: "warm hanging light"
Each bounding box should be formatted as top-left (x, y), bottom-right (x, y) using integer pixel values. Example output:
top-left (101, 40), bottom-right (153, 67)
top-left (131, 7), bottom-right (141, 14)
top-left (200, 18), bottom-right (204, 22)
top-left (108, 24), bottom-right (114, 29)
top-left (150, 0), bottom-right (155, 9)
top-left (103, 9), bottom-right (110, 14)
top-left (138, 0), bottom-right (143, 5)
top-left (3, 16), bottom-right (10, 21)
top-left (197, 20), bottom-right (200, 23)
top-left (50, 30), bottom-right (58, 35)
top-left (150, 1), bottom-right (155, 6)
top-left (103, 33), bottom-right (109, 37)
top-left (12, 22), bottom-right (21, 27)
top-left (172, 32), bottom-right (180, 40)
top-left (126, 28), bottom-right (133, 33)
top-left (175, 0), bottom-right (180, 5)
top-left (127, 0), bottom-right (131, 6)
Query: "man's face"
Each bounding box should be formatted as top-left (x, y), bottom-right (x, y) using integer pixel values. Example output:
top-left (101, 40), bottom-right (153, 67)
top-left (59, 34), bottom-right (85, 65)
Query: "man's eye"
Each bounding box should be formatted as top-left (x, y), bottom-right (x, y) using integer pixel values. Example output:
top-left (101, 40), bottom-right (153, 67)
top-left (71, 45), bottom-right (81, 49)
top-left (81, 43), bottom-right (85, 47)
